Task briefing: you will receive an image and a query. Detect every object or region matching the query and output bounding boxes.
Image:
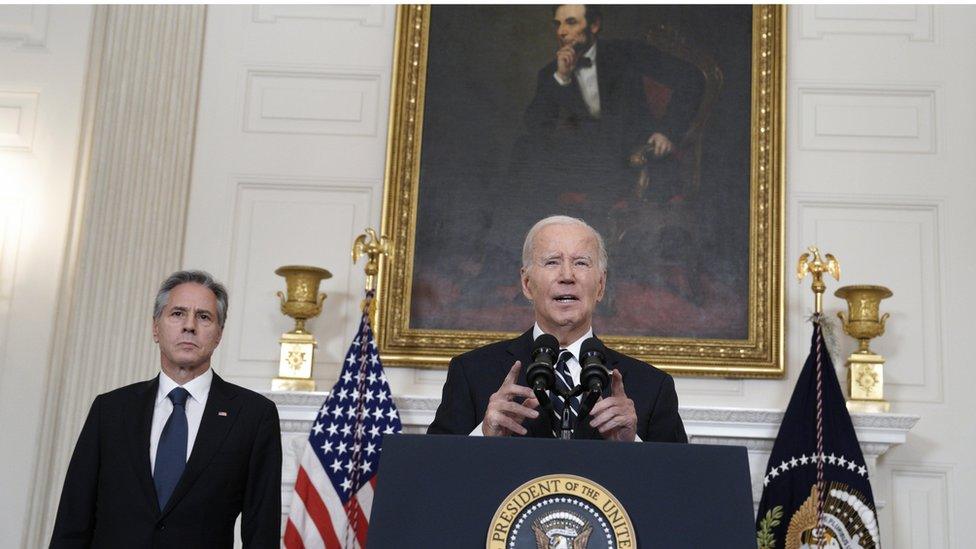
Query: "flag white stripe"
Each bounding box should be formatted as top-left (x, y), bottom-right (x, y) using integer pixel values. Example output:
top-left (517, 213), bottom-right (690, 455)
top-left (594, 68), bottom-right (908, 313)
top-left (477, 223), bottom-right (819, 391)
top-left (356, 479), bottom-right (374, 519)
top-left (301, 440), bottom-right (363, 549)
top-left (287, 483), bottom-right (326, 549)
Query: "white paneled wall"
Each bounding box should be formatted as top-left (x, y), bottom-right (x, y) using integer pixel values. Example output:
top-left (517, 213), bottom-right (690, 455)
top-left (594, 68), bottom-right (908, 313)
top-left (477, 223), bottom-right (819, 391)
top-left (2, 5), bottom-right (975, 548)
top-left (786, 6), bottom-right (976, 547)
top-left (183, 5), bottom-right (396, 393)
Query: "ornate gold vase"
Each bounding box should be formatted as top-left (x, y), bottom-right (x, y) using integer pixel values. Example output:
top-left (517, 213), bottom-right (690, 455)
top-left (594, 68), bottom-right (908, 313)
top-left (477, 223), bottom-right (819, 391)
top-left (272, 265), bottom-right (331, 391)
top-left (835, 284), bottom-right (893, 413)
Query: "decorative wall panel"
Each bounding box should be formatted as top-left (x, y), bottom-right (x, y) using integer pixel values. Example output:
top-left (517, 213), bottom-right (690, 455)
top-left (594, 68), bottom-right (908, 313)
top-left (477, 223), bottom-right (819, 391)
top-left (243, 68), bottom-right (381, 136)
top-left (798, 196), bottom-right (944, 404)
top-left (0, 5), bottom-right (48, 49)
top-left (798, 86), bottom-right (937, 153)
top-left (0, 90), bottom-right (38, 151)
top-left (252, 5), bottom-right (384, 27)
top-left (223, 178), bottom-right (374, 384)
top-left (799, 5), bottom-right (934, 41)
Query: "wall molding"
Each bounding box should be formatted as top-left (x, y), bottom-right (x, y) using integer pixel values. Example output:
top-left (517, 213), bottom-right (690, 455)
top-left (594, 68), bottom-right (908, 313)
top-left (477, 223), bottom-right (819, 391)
top-left (0, 5), bottom-right (49, 50)
top-left (794, 193), bottom-right (947, 405)
top-left (252, 5), bottom-right (385, 27)
top-left (0, 89), bottom-right (39, 152)
top-left (242, 66), bottom-right (383, 137)
top-left (798, 5), bottom-right (935, 42)
top-left (796, 83), bottom-right (939, 154)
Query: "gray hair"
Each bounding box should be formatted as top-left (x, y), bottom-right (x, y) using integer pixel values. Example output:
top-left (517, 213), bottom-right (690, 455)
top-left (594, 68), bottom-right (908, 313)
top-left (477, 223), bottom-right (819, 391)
top-left (521, 215), bottom-right (608, 272)
top-left (153, 270), bottom-right (229, 328)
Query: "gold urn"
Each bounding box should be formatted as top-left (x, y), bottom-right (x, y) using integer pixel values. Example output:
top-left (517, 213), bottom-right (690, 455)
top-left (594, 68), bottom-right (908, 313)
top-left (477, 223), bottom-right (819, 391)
top-left (272, 265), bottom-right (332, 391)
top-left (835, 284), bottom-right (893, 413)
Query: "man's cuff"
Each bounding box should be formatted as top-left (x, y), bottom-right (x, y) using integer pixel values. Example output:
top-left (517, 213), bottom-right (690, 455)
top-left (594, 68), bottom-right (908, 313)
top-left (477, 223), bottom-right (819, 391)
top-left (552, 72), bottom-right (572, 86)
top-left (634, 434), bottom-right (643, 442)
top-left (470, 422), bottom-right (484, 436)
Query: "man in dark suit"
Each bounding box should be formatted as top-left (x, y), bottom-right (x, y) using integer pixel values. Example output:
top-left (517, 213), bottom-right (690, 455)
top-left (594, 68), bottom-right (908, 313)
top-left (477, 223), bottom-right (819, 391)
top-left (428, 216), bottom-right (686, 442)
top-left (50, 270), bottom-right (281, 548)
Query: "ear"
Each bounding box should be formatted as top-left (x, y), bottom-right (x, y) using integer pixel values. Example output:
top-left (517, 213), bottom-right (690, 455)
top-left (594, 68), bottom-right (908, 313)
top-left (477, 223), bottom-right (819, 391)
top-left (596, 269), bottom-right (606, 302)
top-left (520, 267), bottom-right (534, 301)
top-left (152, 319), bottom-right (159, 343)
top-left (589, 19), bottom-right (600, 35)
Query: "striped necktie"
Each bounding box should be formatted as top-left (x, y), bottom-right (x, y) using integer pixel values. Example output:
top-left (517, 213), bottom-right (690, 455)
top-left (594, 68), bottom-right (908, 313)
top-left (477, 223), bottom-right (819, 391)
top-left (551, 350), bottom-right (580, 436)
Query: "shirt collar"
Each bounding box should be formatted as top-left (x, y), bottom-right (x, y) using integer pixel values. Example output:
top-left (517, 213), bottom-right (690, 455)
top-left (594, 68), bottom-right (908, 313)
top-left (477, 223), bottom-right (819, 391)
top-left (532, 323), bottom-right (593, 359)
top-left (157, 366), bottom-right (213, 405)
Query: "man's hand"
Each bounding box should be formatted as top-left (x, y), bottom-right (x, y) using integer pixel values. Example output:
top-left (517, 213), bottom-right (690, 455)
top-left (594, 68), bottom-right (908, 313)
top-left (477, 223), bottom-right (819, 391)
top-left (588, 370), bottom-right (638, 442)
top-left (647, 132), bottom-right (674, 158)
top-left (555, 45), bottom-right (578, 82)
top-left (483, 361), bottom-right (540, 437)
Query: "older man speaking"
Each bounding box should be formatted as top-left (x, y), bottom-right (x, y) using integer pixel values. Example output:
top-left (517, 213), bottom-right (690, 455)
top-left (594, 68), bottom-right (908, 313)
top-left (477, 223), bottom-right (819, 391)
top-left (428, 215), bottom-right (686, 442)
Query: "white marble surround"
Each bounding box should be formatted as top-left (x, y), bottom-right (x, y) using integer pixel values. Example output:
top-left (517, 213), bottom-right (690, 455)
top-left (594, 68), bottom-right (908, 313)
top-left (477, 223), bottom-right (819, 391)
top-left (266, 392), bottom-right (918, 511)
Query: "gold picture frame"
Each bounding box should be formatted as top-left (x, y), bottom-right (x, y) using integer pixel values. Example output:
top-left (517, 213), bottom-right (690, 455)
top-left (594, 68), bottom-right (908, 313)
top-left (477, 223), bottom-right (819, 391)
top-left (377, 5), bottom-right (785, 377)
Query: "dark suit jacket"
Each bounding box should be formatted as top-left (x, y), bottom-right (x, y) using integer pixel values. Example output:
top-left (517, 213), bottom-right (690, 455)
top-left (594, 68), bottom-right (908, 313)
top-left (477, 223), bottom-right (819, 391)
top-left (522, 39), bottom-right (700, 168)
top-left (427, 329), bottom-right (687, 442)
top-left (50, 373), bottom-right (282, 549)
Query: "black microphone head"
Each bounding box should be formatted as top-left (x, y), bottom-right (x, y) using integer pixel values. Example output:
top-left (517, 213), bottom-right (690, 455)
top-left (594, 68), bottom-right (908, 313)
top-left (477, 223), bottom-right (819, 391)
top-left (532, 334), bottom-right (560, 361)
top-left (527, 334), bottom-right (559, 391)
top-left (579, 337), bottom-right (605, 361)
top-left (579, 337), bottom-right (609, 392)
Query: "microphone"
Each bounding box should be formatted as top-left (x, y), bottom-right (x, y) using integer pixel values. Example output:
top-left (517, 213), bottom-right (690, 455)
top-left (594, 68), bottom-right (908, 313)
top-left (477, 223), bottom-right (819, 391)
top-left (526, 334), bottom-right (558, 412)
top-left (577, 337), bottom-right (609, 425)
top-left (579, 337), bottom-right (609, 393)
top-left (526, 334), bottom-right (558, 392)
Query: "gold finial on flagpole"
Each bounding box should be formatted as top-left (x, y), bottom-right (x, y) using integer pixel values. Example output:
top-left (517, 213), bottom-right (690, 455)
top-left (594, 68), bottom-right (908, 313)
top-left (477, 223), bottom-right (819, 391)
top-left (795, 245), bottom-right (840, 315)
top-left (352, 228), bottom-right (392, 313)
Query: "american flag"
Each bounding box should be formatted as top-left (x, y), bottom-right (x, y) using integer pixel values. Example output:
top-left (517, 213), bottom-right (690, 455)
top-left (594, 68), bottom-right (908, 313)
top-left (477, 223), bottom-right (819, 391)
top-left (284, 301), bottom-right (402, 548)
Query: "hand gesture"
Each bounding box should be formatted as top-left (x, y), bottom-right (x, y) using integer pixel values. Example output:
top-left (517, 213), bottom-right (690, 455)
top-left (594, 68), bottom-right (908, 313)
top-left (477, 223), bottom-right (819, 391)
top-left (483, 361), bottom-right (540, 437)
top-left (647, 132), bottom-right (674, 158)
top-left (555, 45), bottom-right (577, 81)
top-left (588, 370), bottom-right (637, 442)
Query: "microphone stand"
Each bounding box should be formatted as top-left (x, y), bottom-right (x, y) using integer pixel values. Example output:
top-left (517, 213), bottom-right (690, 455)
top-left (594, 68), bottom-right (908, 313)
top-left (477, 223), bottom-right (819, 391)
top-left (554, 385), bottom-right (585, 440)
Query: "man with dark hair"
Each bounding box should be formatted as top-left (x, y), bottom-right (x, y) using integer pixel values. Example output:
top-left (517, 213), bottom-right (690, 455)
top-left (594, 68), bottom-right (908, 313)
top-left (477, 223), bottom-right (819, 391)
top-left (512, 4), bottom-right (701, 217)
top-left (51, 270), bottom-right (281, 548)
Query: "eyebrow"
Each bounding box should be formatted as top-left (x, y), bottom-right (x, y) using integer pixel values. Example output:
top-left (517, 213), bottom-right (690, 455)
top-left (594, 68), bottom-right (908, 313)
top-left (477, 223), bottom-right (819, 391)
top-left (169, 305), bottom-right (215, 315)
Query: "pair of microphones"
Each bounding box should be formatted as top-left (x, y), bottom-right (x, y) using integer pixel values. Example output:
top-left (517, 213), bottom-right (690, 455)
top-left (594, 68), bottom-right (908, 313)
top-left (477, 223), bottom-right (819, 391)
top-left (525, 333), bottom-right (610, 436)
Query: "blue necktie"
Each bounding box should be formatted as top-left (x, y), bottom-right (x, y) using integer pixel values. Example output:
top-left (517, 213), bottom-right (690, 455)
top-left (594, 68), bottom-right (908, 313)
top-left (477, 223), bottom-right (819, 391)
top-left (154, 387), bottom-right (190, 509)
top-left (551, 350), bottom-right (580, 435)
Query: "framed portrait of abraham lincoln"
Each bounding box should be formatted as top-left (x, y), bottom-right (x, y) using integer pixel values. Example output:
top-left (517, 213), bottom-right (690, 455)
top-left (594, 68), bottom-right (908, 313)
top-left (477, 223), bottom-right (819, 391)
top-left (376, 5), bottom-right (785, 377)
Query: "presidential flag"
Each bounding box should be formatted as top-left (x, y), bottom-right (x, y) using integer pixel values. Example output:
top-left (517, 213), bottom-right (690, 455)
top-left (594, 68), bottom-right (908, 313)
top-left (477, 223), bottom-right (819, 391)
top-left (284, 296), bottom-right (402, 549)
top-left (755, 317), bottom-right (880, 549)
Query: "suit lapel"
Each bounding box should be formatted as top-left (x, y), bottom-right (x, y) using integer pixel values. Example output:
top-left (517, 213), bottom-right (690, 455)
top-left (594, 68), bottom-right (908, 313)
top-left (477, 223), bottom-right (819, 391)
top-left (507, 329), bottom-right (555, 439)
top-left (160, 373), bottom-right (242, 517)
top-left (124, 376), bottom-right (160, 512)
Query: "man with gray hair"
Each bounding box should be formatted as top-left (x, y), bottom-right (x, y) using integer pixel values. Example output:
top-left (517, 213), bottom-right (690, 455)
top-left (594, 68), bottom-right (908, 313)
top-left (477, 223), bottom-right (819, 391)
top-left (51, 270), bottom-right (282, 548)
top-left (428, 216), bottom-right (686, 442)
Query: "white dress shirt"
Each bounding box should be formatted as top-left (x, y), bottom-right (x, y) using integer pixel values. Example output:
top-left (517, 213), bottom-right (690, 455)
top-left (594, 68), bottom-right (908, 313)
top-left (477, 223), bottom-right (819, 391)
top-left (553, 42), bottom-right (601, 117)
top-left (149, 367), bottom-right (213, 473)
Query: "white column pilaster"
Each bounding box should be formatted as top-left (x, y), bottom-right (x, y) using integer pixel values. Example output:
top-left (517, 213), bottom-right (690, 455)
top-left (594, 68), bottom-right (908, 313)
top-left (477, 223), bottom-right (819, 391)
top-left (26, 6), bottom-right (206, 546)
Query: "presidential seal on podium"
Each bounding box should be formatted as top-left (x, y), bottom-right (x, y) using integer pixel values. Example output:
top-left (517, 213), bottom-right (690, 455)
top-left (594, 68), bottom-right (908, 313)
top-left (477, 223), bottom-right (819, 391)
top-left (487, 474), bottom-right (635, 549)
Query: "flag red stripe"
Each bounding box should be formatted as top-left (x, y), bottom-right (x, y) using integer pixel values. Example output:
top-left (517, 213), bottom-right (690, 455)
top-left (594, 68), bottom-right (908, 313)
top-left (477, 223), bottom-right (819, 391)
top-left (283, 519), bottom-right (305, 549)
top-left (294, 466), bottom-right (342, 548)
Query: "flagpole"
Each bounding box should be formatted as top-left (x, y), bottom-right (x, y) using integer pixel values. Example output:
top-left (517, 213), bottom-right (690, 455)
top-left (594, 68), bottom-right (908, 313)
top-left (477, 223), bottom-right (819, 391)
top-left (796, 246), bottom-right (840, 547)
top-left (345, 228), bottom-right (392, 546)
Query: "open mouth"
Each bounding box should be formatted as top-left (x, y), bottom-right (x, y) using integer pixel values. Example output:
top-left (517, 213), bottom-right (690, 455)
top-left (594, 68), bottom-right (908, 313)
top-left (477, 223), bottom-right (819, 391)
top-left (553, 294), bottom-right (579, 304)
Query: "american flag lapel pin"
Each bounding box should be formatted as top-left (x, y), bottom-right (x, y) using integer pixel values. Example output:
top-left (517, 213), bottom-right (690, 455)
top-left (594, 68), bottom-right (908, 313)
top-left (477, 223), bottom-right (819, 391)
top-left (218, 411), bottom-right (228, 417)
